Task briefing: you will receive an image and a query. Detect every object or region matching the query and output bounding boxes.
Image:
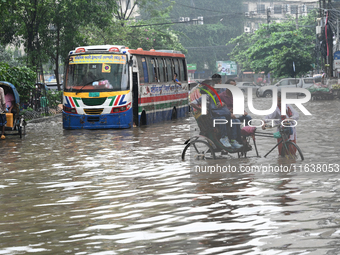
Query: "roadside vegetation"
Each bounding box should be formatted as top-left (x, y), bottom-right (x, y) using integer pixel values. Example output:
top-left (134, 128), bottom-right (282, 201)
top-left (227, 11), bottom-right (317, 78)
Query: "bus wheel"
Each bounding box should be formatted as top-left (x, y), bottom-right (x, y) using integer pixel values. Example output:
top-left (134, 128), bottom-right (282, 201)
top-left (171, 107), bottom-right (177, 120)
top-left (140, 110), bottom-right (147, 126)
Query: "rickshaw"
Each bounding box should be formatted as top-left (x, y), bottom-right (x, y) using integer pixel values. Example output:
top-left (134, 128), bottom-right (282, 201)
top-left (182, 82), bottom-right (254, 160)
top-left (182, 82), bottom-right (304, 161)
top-left (0, 81), bottom-right (26, 138)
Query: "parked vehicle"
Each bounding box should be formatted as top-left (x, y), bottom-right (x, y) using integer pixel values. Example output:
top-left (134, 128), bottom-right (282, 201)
top-left (236, 82), bottom-right (261, 95)
top-left (0, 81), bottom-right (26, 138)
top-left (257, 78), bottom-right (314, 97)
top-left (46, 83), bottom-right (63, 91)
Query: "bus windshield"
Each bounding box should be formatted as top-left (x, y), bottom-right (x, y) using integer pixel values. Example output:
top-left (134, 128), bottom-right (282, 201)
top-left (64, 54), bottom-right (129, 92)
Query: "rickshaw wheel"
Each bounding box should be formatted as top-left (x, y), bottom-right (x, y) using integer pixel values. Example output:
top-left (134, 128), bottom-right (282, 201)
top-left (182, 140), bottom-right (216, 161)
top-left (18, 126), bottom-right (22, 138)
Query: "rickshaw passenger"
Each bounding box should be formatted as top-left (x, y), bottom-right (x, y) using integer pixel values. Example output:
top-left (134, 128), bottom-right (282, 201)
top-left (190, 81), bottom-right (238, 149)
top-left (4, 86), bottom-right (15, 114)
top-left (0, 87), bottom-right (6, 139)
top-left (218, 79), bottom-right (251, 147)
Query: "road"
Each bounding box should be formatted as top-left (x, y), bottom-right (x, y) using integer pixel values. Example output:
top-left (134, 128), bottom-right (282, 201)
top-left (1, 97), bottom-right (340, 254)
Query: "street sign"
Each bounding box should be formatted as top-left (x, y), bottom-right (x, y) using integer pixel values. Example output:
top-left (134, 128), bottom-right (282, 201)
top-left (216, 61), bottom-right (237, 76)
top-left (334, 51), bottom-right (340, 60)
top-left (334, 51), bottom-right (340, 69)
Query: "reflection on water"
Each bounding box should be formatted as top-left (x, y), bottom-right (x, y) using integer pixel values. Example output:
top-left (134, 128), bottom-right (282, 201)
top-left (0, 98), bottom-right (340, 254)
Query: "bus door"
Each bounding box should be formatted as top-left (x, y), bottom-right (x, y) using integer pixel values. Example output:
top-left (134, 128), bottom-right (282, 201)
top-left (132, 72), bottom-right (138, 126)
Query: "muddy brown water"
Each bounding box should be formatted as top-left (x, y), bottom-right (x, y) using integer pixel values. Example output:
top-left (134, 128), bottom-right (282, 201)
top-left (1, 97), bottom-right (340, 254)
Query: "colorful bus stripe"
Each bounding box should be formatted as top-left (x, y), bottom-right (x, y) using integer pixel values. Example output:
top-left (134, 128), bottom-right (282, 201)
top-left (108, 96), bottom-right (116, 106)
top-left (73, 97), bottom-right (81, 107)
top-left (69, 97), bottom-right (76, 108)
top-left (64, 91), bottom-right (130, 98)
top-left (114, 95), bottom-right (121, 106)
top-left (139, 93), bottom-right (188, 104)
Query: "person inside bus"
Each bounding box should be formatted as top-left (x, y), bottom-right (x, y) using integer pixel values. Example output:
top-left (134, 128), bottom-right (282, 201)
top-left (0, 87), bottom-right (7, 139)
top-left (173, 73), bottom-right (181, 86)
top-left (190, 80), bottom-right (242, 149)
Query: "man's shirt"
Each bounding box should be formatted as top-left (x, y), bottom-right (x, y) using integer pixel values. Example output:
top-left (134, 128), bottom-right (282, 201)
top-left (0, 88), bottom-right (6, 113)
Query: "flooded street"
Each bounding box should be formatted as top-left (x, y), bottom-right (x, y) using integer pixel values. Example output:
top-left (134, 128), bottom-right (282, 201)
top-left (1, 97), bottom-right (340, 254)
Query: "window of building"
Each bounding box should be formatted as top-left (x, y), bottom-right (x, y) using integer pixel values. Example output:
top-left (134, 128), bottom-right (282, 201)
top-left (243, 4), bottom-right (249, 13)
top-left (291, 5), bottom-right (298, 14)
top-left (257, 4), bottom-right (265, 14)
top-left (307, 5), bottom-right (314, 13)
top-left (274, 5), bottom-right (282, 14)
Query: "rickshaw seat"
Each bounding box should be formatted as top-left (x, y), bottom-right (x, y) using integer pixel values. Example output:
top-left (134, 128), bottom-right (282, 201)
top-left (195, 112), bottom-right (220, 137)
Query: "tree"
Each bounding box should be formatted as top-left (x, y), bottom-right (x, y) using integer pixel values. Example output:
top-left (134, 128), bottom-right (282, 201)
top-left (169, 0), bottom-right (244, 75)
top-left (83, 0), bottom-right (186, 52)
top-left (227, 11), bottom-right (317, 78)
top-left (41, 0), bottom-right (119, 90)
top-left (0, 0), bottom-right (119, 90)
top-left (0, 45), bottom-right (24, 67)
top-left (0, 63), bottom-right (36, 103)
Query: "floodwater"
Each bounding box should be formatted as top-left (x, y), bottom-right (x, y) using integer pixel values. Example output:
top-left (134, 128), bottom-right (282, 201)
top-left (1, 97), bottom-right (340, 255)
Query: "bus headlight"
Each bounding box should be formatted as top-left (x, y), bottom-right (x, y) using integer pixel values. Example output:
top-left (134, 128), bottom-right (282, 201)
top-left (111, 103), bottom-right (131, 113)
top-left (63, 106), bottom-right (77, 114)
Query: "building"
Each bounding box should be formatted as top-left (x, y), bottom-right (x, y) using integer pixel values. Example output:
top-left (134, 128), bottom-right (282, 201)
top-left (243, 1), bottom-right (318, 33)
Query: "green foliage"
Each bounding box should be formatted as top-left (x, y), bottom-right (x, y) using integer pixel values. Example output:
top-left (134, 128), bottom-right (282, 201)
top-left (0, 62), bottom-right (36, 103)
top-left (227, 11), bottom-right (318, 78)
top-left (0, 0), bottom-right (119, 74)
top-left (83, 0), bottom-right (185, 53)
top-left (47, 90), bottom-right (63, 108)
top-left (169, 0), bottom-right (244, 72)
top-left (0, 45), bottom-right (24, 67)
top-left (83, 20), bottom-right (185, 53)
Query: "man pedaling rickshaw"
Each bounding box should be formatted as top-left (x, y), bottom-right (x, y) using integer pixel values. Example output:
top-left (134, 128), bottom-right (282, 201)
top-left (190, 80), bottom-right (243, 150)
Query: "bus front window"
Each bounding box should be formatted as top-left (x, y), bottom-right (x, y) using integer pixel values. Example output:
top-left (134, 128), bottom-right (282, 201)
top-left (65, 62), bottom-right (128, 92)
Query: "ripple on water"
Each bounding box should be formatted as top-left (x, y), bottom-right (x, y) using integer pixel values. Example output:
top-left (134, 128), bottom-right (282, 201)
top-left (0, 104), bottom-right (340, 254)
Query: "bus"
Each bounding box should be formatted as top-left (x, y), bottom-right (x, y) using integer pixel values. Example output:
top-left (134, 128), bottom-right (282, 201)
top-left (63, 45), bottom-right (189, 129)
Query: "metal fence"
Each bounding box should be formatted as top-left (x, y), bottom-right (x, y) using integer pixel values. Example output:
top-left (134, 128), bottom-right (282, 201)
top-left (22, 83), bottom-right (63, 121)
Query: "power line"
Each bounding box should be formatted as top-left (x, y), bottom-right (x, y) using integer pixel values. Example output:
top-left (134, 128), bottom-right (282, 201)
top-left (175, 2), bottom-right (239, 15)
top-left (185, 45), bottom-right (233, 49)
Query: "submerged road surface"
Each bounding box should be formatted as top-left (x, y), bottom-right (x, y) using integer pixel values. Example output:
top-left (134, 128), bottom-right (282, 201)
top-left (1, 97), bottom-right (340, 254)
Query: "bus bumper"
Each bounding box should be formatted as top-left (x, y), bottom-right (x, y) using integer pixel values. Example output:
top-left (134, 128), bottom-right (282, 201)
top-left (63, 109), bottom-right (133, 129)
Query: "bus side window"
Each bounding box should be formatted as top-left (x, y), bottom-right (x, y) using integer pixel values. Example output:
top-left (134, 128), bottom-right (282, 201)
top-left (157, 58), bottom-right (165, 82)
top-left (166, 58), bottom-right (172, 82)
top-left (137, 56), bottom-right (145, 84)
top-left (163, 58), bottom-right (168, 82)
top-left (137, 56), bottom-right (149, 83)
top-left (146, 57), bottom-right (155, 83)
top-left (153, 58), bottom-right (160, 82)
top-left (179, 59), bottom-right (186, 81)
top-left (174, 59), bottom-right (180, 80)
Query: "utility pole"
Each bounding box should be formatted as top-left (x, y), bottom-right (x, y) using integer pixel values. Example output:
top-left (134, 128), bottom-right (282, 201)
top-left (295, 12), bottom-right (299, 30)
top-left (267, 7), bottom-right (271, 24)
